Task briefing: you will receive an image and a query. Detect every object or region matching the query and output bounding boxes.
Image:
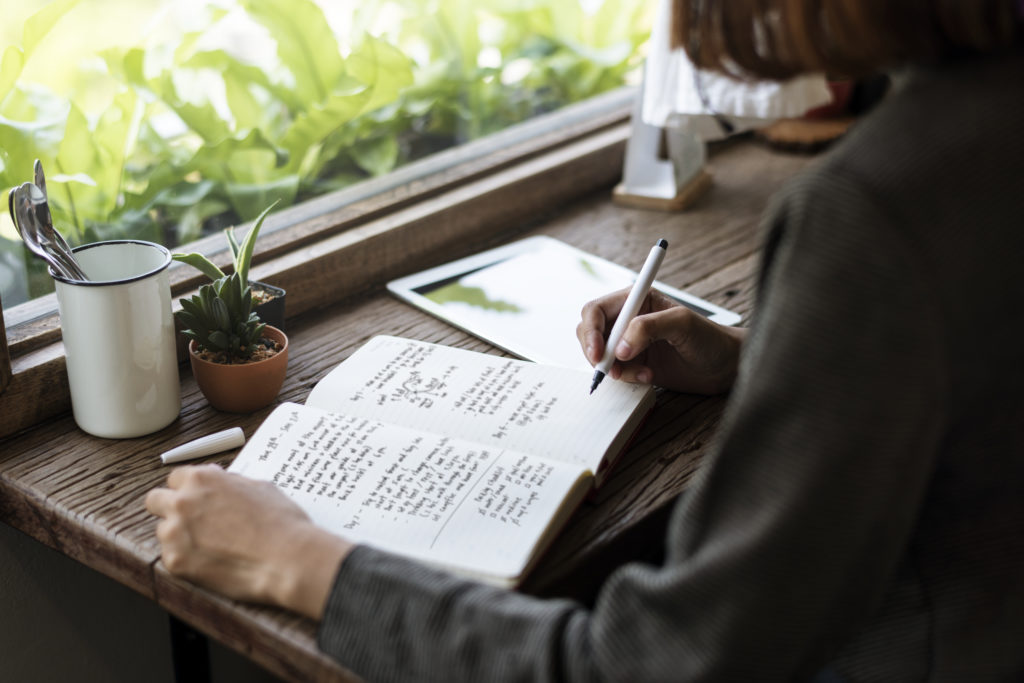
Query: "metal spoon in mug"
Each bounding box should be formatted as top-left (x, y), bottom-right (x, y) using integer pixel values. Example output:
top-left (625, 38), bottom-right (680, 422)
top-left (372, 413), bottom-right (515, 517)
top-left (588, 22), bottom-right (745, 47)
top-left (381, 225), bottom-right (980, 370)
top-left (31, 161), bottom-right (73, 257)
top-left (32, 161), bottom-right (58, 244)
top-left (22, 182), bottom-right (89, 281)
top-left (33, 158), bottom-right (47, 196)
top-left (28, 164), bottom-right (88, 280)
top-left (13, 185), bottom-right (73, 278)
top-left (14, 185), bottom-right (85, 281)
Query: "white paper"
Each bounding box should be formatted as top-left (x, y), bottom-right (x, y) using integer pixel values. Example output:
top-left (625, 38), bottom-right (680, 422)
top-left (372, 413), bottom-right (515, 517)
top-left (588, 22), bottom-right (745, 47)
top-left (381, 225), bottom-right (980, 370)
top-left (305, 336), bottom-right (652, 473)
top-left (229, 402), bottom-right (586, 580)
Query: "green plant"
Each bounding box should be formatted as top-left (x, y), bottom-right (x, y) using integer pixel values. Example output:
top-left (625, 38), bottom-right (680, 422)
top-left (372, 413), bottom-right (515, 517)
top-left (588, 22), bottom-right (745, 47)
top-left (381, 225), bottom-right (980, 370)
top-left (173, 200), bottom-right (277, 362)
top-left (1, 0), bottom-right (651, 309)
top-left (175, 272), bottom-right (266, 362)
top-left (101, 0), bottom-right (415, 226)
top-left (171, 199), bottom-right (279, 288)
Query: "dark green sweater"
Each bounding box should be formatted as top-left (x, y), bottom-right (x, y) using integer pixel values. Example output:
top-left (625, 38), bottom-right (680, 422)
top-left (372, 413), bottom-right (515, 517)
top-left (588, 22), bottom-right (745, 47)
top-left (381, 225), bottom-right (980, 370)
top-left (318, 52), bottom-right (1024, 682)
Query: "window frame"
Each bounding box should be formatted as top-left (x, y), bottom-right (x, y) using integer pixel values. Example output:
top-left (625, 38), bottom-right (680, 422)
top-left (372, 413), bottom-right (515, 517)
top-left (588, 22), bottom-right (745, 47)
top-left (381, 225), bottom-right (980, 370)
top-left (0, 88), bottom-right (635, 438)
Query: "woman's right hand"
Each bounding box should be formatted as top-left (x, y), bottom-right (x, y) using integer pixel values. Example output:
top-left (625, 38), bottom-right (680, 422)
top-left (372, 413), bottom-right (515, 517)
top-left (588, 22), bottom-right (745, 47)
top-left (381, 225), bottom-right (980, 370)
top-left (145, 464), bottom-right (352, 620)
top-left (577, 288), bottom-right (746, 395)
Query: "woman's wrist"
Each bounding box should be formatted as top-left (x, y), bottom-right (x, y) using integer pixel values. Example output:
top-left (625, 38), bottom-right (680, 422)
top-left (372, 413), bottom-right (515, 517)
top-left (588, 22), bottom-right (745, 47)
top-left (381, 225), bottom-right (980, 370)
top-left (715, 324), bottom-right (748, 392)
top-left (272, 523), bottom-right (355, 620)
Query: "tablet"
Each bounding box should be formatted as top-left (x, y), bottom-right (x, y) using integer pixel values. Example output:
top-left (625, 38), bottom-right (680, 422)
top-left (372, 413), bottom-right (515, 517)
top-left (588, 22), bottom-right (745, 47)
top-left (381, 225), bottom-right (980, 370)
top-left (387, 236), bottom-right (742, 370)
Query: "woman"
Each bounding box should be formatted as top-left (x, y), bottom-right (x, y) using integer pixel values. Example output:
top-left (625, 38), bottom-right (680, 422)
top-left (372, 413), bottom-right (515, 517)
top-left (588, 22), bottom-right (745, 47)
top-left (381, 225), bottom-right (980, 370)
top-left (147, 2), bottom-right (1024, 680)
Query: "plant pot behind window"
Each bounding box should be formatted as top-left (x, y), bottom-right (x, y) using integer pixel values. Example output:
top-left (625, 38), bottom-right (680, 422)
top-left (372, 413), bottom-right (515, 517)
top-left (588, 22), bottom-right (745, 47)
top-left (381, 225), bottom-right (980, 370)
top-left (251, 281), bottom-right (286, 331)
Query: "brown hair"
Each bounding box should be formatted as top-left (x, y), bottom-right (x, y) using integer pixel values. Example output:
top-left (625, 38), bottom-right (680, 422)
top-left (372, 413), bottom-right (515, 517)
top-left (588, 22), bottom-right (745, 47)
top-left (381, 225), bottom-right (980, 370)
top-left (671, 0), bottom-right (1023, 79)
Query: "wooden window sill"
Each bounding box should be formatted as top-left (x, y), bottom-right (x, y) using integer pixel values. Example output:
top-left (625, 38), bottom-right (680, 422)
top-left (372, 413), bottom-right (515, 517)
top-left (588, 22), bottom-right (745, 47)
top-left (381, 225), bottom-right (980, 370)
top-left (0, 93), bottom-right (633, 438)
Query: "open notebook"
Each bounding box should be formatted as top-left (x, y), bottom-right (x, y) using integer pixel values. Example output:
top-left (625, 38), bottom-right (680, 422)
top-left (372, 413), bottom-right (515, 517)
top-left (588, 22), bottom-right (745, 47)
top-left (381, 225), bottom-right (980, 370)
top-left (228, 335), bottom-right (655, 587)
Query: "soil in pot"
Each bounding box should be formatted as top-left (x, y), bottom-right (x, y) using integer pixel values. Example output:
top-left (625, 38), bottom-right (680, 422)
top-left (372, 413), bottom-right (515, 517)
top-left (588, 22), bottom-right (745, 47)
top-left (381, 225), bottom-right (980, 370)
top-left (251, 281), bottom-right (286, 331)
top-left (191, 336), bottom-right (282, 364)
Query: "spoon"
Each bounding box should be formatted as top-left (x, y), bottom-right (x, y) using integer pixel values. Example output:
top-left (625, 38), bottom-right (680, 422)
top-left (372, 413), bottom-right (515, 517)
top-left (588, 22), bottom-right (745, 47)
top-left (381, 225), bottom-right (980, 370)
top-left (13, 185), bottom-right (71, 278)
top-left (30, 162), bottom-right (88, 279)
top-left (32, 160), bottom-right (64, 251)
top-left (33, 159), bottom-right (47, 196)
top-left (13, 184), bottom-right (84, 281)
top-left (22, 182), bottom-right (89, 281)
top-left (31, 160), bottom-right (56, 243)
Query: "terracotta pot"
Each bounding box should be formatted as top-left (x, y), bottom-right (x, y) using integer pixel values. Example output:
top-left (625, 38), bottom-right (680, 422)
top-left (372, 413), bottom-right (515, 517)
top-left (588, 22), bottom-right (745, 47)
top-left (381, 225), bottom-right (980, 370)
top-left (189, 325), bottom-right (289, 413)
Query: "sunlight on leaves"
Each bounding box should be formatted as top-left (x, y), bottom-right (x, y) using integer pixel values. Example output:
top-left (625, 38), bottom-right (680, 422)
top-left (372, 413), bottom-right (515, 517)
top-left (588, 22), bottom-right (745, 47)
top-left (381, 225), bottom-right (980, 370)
top-left (1, 0), bottom-right (652, 308)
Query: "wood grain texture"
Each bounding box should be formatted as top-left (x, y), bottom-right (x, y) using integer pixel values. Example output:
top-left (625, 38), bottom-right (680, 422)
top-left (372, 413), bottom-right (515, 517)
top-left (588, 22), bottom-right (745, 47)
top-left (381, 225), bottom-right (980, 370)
top-left (0, 139), bottom-right (814, 682)
top-left (0, 304), bottom-right (10, 395)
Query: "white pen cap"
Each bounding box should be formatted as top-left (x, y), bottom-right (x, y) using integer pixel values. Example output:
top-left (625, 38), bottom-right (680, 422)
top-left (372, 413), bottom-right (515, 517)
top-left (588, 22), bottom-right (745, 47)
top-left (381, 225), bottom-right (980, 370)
top-left (160, 427), bottom-right (246, 465)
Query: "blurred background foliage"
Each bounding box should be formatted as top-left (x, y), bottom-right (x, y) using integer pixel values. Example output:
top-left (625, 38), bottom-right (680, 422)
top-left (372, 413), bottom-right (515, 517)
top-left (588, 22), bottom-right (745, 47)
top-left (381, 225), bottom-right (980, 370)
top-left (1, 0), bottom-right (651, 308)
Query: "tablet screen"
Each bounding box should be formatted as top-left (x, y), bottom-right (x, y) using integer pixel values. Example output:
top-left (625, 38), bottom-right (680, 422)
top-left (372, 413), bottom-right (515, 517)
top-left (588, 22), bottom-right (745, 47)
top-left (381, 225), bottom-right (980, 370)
top-left (388, 236), bottom-right (740, 370)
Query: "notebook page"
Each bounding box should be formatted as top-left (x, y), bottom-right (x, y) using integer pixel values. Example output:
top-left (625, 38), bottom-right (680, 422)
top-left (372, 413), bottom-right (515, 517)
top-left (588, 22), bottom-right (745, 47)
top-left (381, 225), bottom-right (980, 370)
top-left (306, 336), bottom-right (651, 472)
top-left (229, 403), bottom-right (588, 581)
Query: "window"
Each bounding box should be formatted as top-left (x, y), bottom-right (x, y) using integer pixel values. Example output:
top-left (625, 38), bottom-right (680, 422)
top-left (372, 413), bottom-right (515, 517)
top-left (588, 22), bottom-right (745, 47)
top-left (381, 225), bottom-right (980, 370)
top-left (0, 0), bottom-right (651, 437)
top-left (1, 0), bottom-right (652, 311)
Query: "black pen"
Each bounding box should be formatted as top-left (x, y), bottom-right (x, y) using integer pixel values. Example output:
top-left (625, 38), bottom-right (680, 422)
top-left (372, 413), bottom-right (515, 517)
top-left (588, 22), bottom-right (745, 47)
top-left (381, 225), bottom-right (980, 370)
top-left (590, 239), bottom-right (668, 393)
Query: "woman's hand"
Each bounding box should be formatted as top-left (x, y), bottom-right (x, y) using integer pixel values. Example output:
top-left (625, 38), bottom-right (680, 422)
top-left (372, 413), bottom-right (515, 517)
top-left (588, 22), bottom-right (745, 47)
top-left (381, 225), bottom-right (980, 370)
top-left (577, 288), bottom-right (746, 395)
top-left (145, 464), bottom-right (352, 620)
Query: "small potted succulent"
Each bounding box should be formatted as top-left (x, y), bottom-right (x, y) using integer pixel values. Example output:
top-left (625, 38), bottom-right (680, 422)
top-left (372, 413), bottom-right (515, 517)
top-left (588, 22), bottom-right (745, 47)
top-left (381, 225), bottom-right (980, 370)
top-left (173, 202), bottom-right (288, 412)
top-left (175, 272), bottom-right (288, 412)
top-left (172, 200), bottom-right (286, 330)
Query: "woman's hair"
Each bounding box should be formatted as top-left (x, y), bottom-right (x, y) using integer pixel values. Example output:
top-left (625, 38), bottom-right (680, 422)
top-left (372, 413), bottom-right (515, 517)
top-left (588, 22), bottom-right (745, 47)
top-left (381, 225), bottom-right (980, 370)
top-left (671, 0), bottom-right (1023, 79)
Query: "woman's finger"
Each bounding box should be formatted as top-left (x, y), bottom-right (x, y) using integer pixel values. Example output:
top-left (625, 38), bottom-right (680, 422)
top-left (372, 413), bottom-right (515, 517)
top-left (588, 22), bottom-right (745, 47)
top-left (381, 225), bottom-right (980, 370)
top-left (618, 305), bottom-right (699, 361)
top-left (166, 462), bottom-right (224, 489)
top-left (144, 487), bottom-right (174, 518)
top-left (577, 287), bottom-right (637, 365)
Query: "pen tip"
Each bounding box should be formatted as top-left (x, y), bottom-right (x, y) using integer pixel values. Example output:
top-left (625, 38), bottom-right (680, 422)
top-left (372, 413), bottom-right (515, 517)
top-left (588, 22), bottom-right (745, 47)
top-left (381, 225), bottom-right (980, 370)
top-left (590, 371), bottom-right (604, 394)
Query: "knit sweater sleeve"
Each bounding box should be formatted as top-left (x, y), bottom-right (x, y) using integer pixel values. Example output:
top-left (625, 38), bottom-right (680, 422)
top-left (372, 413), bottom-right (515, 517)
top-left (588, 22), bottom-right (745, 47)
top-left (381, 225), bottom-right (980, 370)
top-left (317, 169), bottom-right (948, 682)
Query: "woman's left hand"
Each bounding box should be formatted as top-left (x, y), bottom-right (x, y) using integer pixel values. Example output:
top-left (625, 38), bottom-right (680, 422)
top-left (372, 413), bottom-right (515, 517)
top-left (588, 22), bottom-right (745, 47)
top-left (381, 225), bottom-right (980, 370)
top-left (145, 464), bottom-right (352, 620)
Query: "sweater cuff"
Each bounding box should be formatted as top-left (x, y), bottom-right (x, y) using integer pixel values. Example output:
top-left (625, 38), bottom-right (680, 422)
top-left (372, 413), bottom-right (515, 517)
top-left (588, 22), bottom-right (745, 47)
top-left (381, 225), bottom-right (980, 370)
top-left (315, 545), bottom-right (471, 679)
top-left (315, 544), bottom-right (591, 682)
top-left (316, 545), bottom-right (396, 659)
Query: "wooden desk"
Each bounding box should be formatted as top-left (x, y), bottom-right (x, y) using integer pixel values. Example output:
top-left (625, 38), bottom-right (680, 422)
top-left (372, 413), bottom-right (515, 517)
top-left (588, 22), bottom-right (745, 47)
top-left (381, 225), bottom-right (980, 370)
top-left (0, 140), bottom-right (814, 681)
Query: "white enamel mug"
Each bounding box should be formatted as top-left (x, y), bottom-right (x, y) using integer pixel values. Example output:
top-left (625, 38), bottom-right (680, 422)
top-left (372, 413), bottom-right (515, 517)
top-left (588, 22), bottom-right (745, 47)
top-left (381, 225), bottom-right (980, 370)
top-left (53, 240), bottom-right (181, 438)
